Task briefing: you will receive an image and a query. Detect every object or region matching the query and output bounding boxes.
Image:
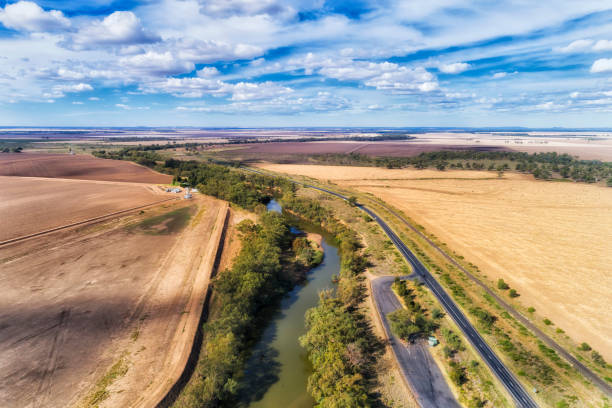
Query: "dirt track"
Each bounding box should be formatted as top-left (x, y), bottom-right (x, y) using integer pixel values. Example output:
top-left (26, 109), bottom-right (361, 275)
top-left (0, 153), bottom-right (171, 183)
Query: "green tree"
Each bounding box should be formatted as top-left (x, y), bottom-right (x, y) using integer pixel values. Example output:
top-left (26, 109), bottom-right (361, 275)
top-left (592, 350), bottom-right (606, 367)
top-left (497, 279), bottom-right (509, 290)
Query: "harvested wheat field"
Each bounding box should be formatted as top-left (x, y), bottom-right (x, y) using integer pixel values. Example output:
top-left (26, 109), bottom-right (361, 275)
top-left (0, 153), bottom-right (171, 183)
top-left (0, 176), bottom-right (170, 242)
top-left (258, 164), bottom-right (612, 361)
top-left (0, 189), bottom-right (228, 408)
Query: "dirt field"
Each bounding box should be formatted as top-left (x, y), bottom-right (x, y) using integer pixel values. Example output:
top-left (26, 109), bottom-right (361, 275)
top-left (0, 153), bottom-right (171, 183)
top-left (209, 133), bottom-right (612, 162)
top-left (0, 185), bottom-right (228, 408)
top-left (218, 141), bottom-right (506, 160)
top-left (0, 176), bottom-right (170, 242)
top-left (257, 164), bottom-right (612, 361)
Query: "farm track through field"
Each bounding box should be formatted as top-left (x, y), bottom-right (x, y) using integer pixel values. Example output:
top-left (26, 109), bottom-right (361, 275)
top-left (0, 196), bottom-right (177, 247)
top-left (34, 309), bottom-right (71, 408)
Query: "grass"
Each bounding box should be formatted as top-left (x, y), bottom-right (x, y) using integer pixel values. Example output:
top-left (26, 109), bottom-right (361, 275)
top-left (134, 206), bottom-right (194, 235)
top-left (81, 354), bottom-right (129, 408)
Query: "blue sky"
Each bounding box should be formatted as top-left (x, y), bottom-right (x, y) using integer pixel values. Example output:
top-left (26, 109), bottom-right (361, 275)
top-left (1, 0), bottom-right (612, 127)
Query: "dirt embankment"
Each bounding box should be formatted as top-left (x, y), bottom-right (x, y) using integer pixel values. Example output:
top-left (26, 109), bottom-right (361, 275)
top-left (0, 153), bottom-right (171, 183)
top-left (111, 197), bottom-right (229, 408)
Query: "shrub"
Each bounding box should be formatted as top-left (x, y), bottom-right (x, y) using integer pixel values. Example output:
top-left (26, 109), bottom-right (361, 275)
top-left (543, 318), bottom-right (552, 325)
top-left (508, 289), bottom-right (519, 298)
top-left (527, 307), bottom-right (535, 313)
top-left (432, 308), bottom-right (444, 319)
top-left (441, 327), bottom-right (463, 352)
top-left (469, 307), bottom-right (496, 329)
top-left (579, 342), bottom-right (592, 351)
top-left (592, 351), bottom-right (606, 367)
top-left (449, 365), bottom-right (467, 386)
top-left (497, 279), bottom-right (509, 290)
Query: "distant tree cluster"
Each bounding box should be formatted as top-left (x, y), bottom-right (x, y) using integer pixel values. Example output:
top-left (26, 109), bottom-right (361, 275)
top-left (225, 133), bottom-right (416, 145)
top-left (95, 150), bottom-right (295, 210)
top-left (0, 146), bottom-right (23, 153)
top-left (309, 150), bottom-right (612, 184)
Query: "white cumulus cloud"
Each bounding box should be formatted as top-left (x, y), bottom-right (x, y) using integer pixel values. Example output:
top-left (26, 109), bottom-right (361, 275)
top-left (438, 62), bottom-right (470, 74)
top-left (67, 11), bottom-right (159, 49)
top-left (230, 81), bottom-right (292, 100)
top-left (0, 1), bottom-right (70, 32)
top-left (557, 39), bottom-right (594, 53)
top-left (55, 83), bottom-right (93, 92)
top-left (591, 58), bottom-right (612, 73)
top-left (593, 40), bottom-right (612, 52)
top-left (120, 51), bottom-right (194, 76)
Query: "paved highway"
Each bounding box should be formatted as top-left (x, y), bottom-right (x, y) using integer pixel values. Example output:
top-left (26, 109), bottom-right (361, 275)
top-left (243, 167), bottom-right (539, 407)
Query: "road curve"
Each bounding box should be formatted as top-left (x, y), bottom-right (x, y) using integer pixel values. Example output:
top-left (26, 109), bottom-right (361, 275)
top-left (371, 275), bottom-right (460, 408)
top-left (242, 167), bottom-right (538, 408)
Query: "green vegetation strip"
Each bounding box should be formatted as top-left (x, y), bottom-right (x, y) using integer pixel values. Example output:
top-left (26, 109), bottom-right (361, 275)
top-left (307, 150), bottom-right (612, 185)
top-left (81, 354), bottom-right (129, 408)
top-left (285, 194), bottom-right (383, 407)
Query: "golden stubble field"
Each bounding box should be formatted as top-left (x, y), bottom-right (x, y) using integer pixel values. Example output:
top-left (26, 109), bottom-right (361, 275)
top-left (258, 164), bottom-right (612, 361)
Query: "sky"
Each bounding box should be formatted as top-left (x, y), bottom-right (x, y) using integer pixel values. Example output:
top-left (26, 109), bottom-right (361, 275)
top-left (1, 0), bottom-right (612, 127)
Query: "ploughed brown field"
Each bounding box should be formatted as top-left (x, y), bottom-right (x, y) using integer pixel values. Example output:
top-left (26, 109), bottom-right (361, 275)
top-left (0, 153), bottom-right (171, 183)
top-left (257, 164), bottom-right (612, 361)
top-left (0, 157), bottom-right (228, 408)
top-left (0, 176), bottom-right (168, 242)
top-left (218, 141), bottom-right (506, 159)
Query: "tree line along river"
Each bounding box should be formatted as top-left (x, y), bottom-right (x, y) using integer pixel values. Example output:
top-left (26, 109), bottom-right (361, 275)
top-left (238, 199), bottom-right (341, 407)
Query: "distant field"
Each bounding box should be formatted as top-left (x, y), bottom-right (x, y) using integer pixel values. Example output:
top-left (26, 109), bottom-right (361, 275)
top-left (0, 153), bottom-right (171, 183)
top-left (0, 176), bottom-right (167, 242)
top-left (257, 164), bottom-right (612, 361)
top-left (216, 141), bottom-right (506, 161)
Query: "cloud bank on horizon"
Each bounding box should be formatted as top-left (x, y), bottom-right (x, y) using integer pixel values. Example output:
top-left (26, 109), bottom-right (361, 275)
top-left (1, 0), bottom-right (612, 126)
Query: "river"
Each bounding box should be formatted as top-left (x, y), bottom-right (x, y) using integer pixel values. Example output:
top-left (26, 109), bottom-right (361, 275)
top-left (239, 200), bottom-right (340, 407)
